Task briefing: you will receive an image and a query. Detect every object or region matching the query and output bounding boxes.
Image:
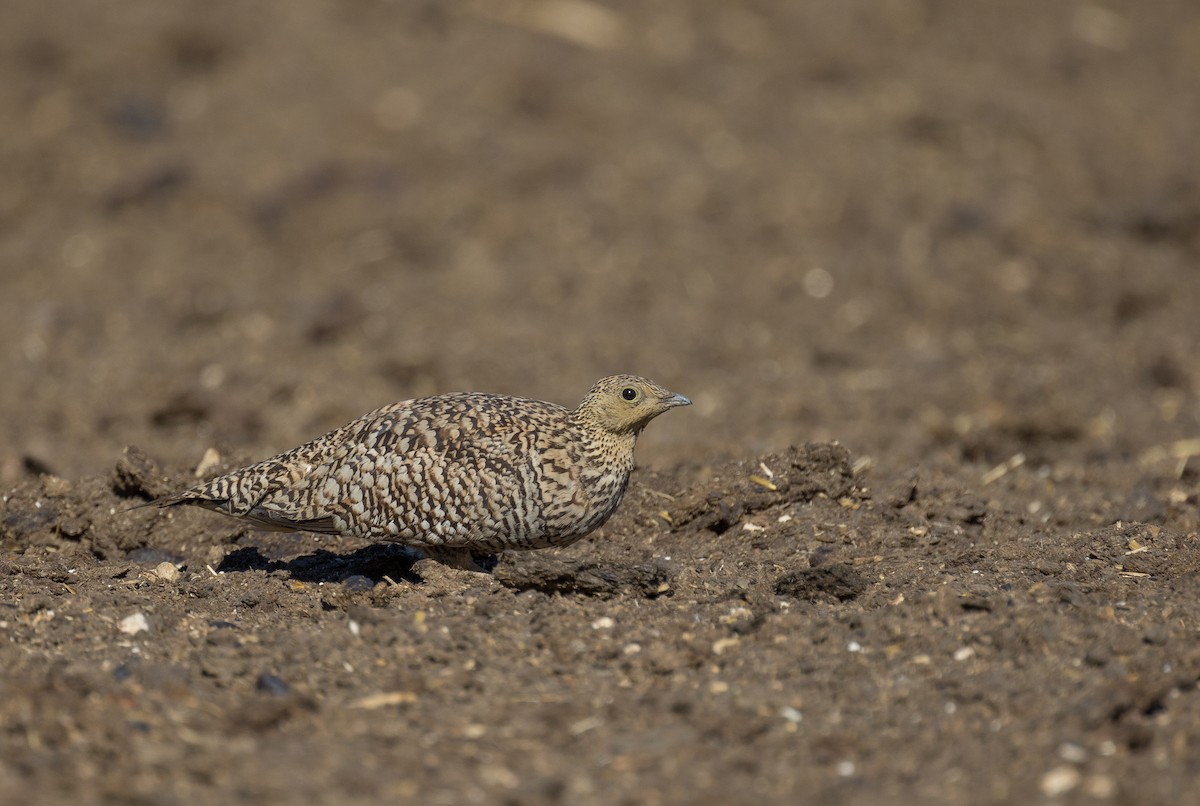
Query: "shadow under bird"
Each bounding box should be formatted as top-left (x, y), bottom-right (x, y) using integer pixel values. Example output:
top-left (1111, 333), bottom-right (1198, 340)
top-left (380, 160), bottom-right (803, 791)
top-left (151, 375), bottom-right (691, 570)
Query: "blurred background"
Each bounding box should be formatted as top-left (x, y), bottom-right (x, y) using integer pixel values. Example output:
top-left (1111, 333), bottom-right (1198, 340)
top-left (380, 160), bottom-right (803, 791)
top-left (2, 0), bottom-right (1198, 483)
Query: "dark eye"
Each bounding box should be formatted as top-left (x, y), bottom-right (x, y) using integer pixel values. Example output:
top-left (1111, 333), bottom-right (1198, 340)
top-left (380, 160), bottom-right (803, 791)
top-left (621, 386), bottom-right (639, 401)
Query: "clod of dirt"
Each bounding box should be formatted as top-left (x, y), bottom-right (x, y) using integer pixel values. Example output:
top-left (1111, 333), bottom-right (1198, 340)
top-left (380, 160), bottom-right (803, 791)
top-left (21, 455), bottom-right (56, 477)
top-left (885, 476), bottom-right (920, 508)
top-left (149, 387), bottom-right (212, 428)
top-left (774, 564), bottom-right (869, 603)
top-left (495, 556), bottom-right (673, 598)
top-left (672, 442), bottom-right (857, 533)
top-left (1119, 479), bottom-right (1168, 524)
top-left (403, 558), bottom-right (490, 599)
top-left (126, 547), bottom-right (187, 566)
top-left (111, 445), bottom-right (175, 501)
top-left (0, 492), bottom-right (58, 545)
top-left (1079, 523), bottom-right (1200, 578)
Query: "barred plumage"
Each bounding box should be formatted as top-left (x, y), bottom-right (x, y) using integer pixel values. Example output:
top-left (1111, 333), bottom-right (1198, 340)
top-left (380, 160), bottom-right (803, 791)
top-left (152, 375), bottom-right (690, 569)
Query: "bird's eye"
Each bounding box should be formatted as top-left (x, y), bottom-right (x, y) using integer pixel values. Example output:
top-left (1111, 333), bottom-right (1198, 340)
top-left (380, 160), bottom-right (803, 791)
top-left (621, 386), bottom-right (639, 402)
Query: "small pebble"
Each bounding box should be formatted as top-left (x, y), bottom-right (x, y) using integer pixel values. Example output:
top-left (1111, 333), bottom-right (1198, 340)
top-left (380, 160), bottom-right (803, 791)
top-left (1058, 742), bottom-right (1087, 763)
top-left (1084, 774), bottom-right (1116, 798)
top-left (118, 612), bottom-right (149, 635)
top-left (568, 716), bottom-right (603, 736)
top-left (256, 673), bottom-right (290, 697)
top-left (153, 562), bottom-right (180, 582)
top-left (342, 574), bottom-right (374, 592)
top-left (194, 447), bottom-right (222, 478)
top-left (1040, 765), bottom-right (1081, 797)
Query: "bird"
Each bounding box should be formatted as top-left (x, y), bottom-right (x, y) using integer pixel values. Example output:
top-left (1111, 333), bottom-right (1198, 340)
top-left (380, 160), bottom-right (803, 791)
top-left (150, 375), bottom-right (691, 570)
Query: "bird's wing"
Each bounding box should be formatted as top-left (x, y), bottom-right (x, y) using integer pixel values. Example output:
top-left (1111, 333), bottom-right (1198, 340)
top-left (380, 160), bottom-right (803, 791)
top-left (326, 405), bottom-right (545, 543)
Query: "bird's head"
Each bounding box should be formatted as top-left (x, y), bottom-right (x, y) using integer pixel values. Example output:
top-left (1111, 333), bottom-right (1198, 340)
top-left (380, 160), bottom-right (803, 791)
top-left (573, 375), bottom-right (691, 436)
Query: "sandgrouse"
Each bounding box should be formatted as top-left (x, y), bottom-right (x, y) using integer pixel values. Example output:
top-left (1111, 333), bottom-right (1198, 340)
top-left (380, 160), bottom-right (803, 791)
top-left (152, 375), bottom-right (690, 570)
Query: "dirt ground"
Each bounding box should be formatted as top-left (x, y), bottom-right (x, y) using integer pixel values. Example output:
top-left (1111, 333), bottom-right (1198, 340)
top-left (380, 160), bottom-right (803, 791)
top-left (3, 1), bottom-right (1200, 803)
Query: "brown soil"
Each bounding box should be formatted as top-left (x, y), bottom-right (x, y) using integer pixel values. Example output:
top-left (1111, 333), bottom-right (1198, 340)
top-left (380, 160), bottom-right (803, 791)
top-left (4, 1), bottom-right (1200, 803)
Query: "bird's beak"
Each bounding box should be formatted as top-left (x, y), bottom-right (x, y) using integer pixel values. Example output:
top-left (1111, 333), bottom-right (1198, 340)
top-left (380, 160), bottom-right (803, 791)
top-left (661, 392), bottom-right (692, 408)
